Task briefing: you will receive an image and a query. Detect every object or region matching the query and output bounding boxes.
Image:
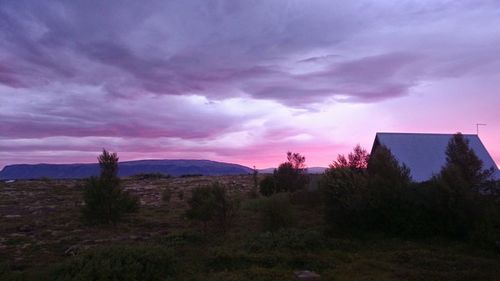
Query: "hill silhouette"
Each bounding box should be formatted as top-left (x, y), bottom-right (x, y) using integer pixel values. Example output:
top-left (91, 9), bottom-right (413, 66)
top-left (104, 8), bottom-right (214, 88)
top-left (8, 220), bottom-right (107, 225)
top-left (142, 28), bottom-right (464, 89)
top-left (0, 159), bottom-right (253, 180)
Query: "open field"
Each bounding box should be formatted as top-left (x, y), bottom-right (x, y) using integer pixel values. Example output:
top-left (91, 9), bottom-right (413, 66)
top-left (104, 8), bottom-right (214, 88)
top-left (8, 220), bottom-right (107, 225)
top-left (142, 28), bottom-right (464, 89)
top-left (1, 176), bottom-right (500, 280)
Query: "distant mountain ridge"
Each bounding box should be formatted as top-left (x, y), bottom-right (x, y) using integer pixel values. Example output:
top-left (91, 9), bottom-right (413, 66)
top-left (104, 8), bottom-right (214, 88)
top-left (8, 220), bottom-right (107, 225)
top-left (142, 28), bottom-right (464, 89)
top-left (258, 166), bottom-right (327, 174)
top-left (0, 159), bottom-right (253, 180)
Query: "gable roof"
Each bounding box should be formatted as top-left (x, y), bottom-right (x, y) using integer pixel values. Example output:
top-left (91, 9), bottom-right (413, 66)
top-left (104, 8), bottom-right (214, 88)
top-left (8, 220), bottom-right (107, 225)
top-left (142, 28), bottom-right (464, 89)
top-left (372, 132), bottom-right (499, 182)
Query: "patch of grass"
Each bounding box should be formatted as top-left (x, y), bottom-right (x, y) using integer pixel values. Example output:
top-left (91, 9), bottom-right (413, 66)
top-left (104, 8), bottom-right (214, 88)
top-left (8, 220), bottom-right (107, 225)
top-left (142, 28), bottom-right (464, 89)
top-left (49, 245), bottom-right (175, 281)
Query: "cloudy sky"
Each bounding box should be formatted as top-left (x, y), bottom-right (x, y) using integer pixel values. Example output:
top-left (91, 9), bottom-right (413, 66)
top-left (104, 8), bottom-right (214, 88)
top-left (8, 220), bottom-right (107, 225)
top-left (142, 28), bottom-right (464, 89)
top-left (1, 0), bottom-right (499, 169)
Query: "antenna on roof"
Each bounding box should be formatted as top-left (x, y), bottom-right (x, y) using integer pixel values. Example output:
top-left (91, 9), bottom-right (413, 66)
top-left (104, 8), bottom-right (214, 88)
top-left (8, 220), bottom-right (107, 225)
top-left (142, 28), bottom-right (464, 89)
top-left (476, 123), bottom-right (487, 135)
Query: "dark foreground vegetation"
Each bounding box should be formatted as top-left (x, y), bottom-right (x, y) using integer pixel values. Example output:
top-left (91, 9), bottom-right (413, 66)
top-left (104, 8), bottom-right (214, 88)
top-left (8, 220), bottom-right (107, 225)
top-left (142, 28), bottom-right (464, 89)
top-left (1, 135), bottom-right (500, 280)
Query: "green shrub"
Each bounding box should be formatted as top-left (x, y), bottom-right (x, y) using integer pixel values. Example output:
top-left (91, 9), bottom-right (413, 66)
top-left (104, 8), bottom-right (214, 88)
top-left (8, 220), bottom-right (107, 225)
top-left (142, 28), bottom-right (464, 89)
top-left (186, 186), bottom-right (214, 226)
top-left (82, 150), bottom-right (138, 224)
top-left (82, 177), bottom-right (138, 224)
top-left (260, 193), bottom-right (296, 232)
top-left (186, 182), bottom-right (240, 233)
top-left (50, 245), bottom-right (174, 281)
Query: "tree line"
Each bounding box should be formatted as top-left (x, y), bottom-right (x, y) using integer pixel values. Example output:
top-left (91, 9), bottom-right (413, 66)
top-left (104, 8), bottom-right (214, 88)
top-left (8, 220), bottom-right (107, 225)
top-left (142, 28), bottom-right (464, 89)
top-left (82, 133), bottom-right (500, 243)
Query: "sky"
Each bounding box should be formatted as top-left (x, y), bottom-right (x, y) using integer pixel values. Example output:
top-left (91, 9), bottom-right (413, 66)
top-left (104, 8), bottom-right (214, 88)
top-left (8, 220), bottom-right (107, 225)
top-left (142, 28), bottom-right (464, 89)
top-left (1, 0), bottom-right (499, 169)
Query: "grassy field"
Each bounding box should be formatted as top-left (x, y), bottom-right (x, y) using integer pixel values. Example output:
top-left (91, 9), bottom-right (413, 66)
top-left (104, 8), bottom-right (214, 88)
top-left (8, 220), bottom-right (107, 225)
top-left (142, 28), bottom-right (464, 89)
top-left (1, 176), bottom-right (500, 280)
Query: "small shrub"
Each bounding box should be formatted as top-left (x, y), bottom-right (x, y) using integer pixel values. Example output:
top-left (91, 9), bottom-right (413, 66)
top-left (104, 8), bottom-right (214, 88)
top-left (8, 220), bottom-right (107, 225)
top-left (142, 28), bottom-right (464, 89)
top-left (211, 182), bottom-right (240, 233)
top-left (260, 193), bottom-right (296, 232)
top-left (186, 186), bottom-right (215, 227)
top-left (50, 245), bottom-right (174, 281)
top-left (177, 190), bottom-right (184, 201)
top-left (186, 182), bottom-right (240, 233)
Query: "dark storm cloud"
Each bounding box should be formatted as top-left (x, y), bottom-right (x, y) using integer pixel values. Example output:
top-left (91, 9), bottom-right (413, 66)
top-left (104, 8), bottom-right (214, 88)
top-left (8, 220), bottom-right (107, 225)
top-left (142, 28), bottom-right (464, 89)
top-left (0, 0), bottom-right (382, 102)
top-left (2, 0), bottom-right (500, 105)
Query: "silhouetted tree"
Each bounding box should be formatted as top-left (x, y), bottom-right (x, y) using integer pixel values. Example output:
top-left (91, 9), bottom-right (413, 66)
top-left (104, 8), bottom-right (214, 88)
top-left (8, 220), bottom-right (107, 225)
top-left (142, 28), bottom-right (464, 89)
top-left (322, 145), bottom-right (370, 228)
top-left (430, 133), bottom-right (496, 238)
top-left (82, 149), bottom-right (138, 224)
top-left (98, 149), bottom-right (119, 183)
top-left (368, 145), bottom-right (411, 185)
top-left (443, 133), bottom-right (494, 190)
top-left (364, 145), bottom-right (413, 232)
top-left (330, 144), bottom-right (369, 171)
top-left (274, 152), bottom-right (309, 193)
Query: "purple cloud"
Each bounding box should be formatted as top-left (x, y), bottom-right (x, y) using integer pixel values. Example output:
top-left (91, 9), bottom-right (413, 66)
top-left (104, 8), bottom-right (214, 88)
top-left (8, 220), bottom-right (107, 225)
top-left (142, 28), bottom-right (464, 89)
top-left (1, 0), bottom-right (500, 169)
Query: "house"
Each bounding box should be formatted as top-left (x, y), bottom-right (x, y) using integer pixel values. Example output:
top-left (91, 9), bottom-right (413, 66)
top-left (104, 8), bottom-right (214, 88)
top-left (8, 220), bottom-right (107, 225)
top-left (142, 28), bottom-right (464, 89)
top-left (371, 132), bottom-right (500, 182)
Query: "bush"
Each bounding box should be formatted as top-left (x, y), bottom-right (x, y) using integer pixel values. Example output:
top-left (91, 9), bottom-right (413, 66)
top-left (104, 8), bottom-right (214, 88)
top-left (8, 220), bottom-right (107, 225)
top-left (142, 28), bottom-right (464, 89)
top-left (274, 152), bottom-right (309, 193)
top-left (259, 193), bottom-right (296, 232)
top-left (186, 182), bottom-right (240, 233)
top-left (259, 175), bottom-right (276, 197)
top-left (50, 245), bottom-right (174, 281)
top-left (259, 152), bottom-right (309, 197)
top-left (82, 149), bottom-right (138, 224)
top-left (322, 145), bottom-right (417, 235)
top-left (321, 167), bottom-right (369, 229)
top-left (186, 186), bottom-right (214, 227)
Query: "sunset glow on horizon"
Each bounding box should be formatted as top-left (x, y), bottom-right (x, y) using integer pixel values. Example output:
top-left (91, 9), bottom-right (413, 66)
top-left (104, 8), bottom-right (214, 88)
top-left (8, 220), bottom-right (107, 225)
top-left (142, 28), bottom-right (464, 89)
top-left (1, 1), bottom-right (499, 170)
